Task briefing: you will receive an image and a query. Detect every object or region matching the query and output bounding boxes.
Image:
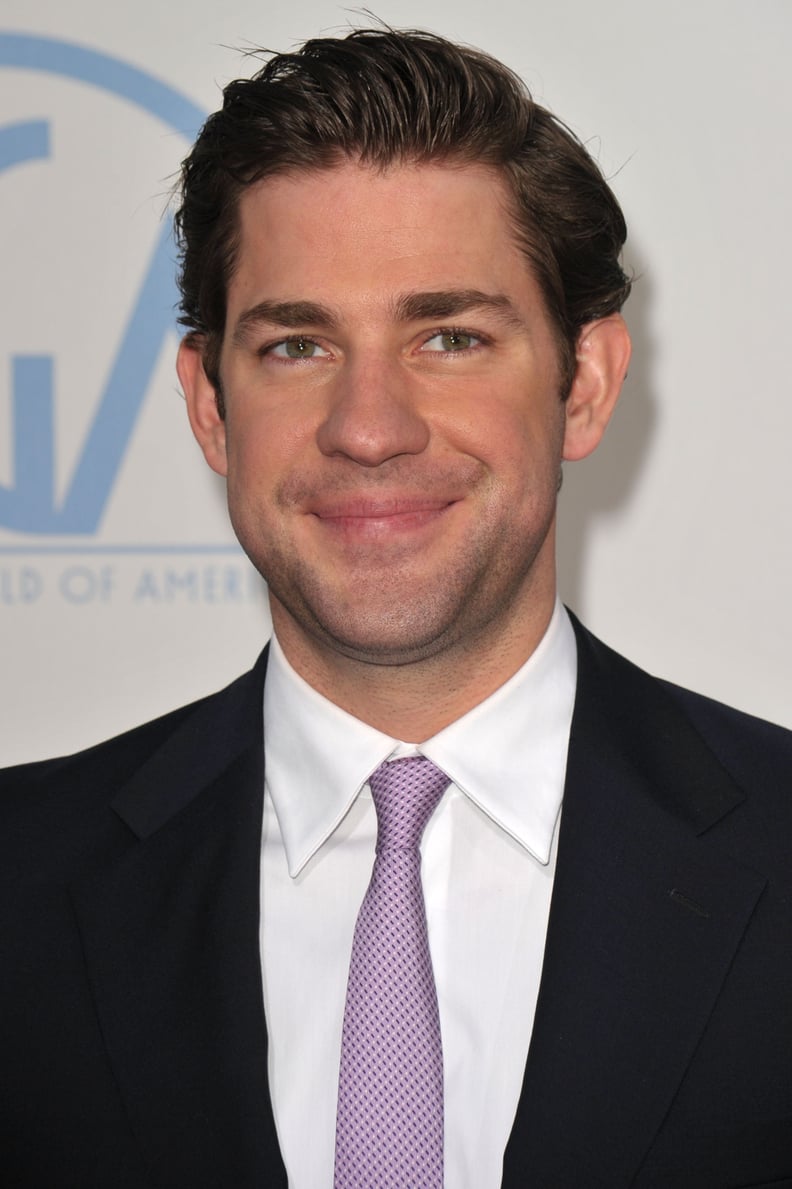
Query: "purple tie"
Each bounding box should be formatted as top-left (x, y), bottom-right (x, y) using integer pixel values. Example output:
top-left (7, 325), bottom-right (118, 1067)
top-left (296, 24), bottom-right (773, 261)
top-left (334, 756), bottom-right (451, 1188)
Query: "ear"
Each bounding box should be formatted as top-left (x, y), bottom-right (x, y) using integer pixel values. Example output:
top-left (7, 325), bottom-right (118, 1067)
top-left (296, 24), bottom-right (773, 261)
top-left (562, 314), bottom-right (631, 462)
top-left (177, 336), bottom-right (228, 477)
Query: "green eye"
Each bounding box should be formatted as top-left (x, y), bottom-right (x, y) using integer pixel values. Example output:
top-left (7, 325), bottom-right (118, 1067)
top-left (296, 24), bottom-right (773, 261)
top-left (285, 337), bottom-right (317, 358)
top-left (442, 332), bottom-right (473, 351)
top-left (423, 331), bottom-right (478, 352)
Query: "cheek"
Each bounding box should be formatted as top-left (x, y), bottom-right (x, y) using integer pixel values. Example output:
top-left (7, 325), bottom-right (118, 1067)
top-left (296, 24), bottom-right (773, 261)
top-left (464, 399), bottom-right (566, 484)
top-left (223, 430), bottom-right (281, 537)
top-left (225, 405), bottom-right (309, 490)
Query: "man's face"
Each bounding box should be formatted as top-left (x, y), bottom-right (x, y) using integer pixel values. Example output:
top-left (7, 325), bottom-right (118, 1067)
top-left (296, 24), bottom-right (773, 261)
top-left (185, 161), bottom-right (608, 672)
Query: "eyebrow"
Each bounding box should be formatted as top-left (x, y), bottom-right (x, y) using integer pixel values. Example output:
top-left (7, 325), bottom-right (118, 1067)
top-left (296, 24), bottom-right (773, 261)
top-left (231, 288), bottom-right (526, 346)
top-left (393, 289), bottom-right (526, 330)
top-left (232, 300), bottom-right (339, 346)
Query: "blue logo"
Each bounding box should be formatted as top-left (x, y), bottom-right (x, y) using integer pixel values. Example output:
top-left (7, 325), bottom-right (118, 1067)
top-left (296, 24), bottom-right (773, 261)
top-left (0, 34), bottom-right (205, 538)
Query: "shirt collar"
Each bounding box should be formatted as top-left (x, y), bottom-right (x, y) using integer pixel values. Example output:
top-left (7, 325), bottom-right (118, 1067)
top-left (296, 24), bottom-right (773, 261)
top-left (263, 637), bottom-right (398, 875)
top-left (419, 602), bottom-right (576, 864)
top-left (263, 601), bottom-right (577, 875)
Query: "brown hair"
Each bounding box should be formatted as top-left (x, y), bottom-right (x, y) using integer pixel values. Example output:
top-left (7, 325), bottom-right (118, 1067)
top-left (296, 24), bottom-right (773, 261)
top-left (174, 28), bottom-right (631, 403)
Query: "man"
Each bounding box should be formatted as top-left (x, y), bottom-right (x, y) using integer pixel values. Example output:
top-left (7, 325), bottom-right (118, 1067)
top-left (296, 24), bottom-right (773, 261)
top-left (2, 28), bottom-right (790, 1189)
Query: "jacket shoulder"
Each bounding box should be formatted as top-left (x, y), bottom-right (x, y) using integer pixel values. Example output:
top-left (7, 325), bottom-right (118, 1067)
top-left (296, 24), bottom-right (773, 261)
top-left (571, 611), bottom-right (792, 811)
top-left (0, 654), bottom-right (267, 816)
top-left (661, 677), bottom-right (792, 789)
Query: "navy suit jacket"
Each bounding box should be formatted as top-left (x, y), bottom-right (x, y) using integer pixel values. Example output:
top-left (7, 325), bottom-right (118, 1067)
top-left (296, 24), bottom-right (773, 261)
top-left (2, 616), bottom-right (791, 1187)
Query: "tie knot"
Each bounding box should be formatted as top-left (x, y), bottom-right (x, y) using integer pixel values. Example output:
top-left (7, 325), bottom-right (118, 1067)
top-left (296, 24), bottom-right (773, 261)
top-left (368, 756), bottom-right (450, 851)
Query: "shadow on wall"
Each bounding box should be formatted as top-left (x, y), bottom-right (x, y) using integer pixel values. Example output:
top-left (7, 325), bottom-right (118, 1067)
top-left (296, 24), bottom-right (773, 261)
top-left (557, 239), bottom-right (658, 615)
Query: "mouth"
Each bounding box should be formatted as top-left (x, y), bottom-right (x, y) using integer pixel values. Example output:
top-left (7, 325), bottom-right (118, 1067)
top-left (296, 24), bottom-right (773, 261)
top-left (309, 495), bottom-right (458, 538)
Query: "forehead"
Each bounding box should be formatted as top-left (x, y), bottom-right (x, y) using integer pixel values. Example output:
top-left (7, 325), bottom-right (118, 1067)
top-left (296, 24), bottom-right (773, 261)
top-left (227, 159), bottom-right (542, 319)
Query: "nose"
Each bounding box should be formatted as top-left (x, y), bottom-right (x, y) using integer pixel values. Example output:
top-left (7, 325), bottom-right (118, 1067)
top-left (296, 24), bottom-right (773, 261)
top-left (315, 357), bottom-right (430, 466)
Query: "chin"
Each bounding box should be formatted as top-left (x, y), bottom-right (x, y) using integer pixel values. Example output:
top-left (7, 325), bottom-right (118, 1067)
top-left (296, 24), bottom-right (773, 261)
top-left (301, 599), bottom-right (470, 668)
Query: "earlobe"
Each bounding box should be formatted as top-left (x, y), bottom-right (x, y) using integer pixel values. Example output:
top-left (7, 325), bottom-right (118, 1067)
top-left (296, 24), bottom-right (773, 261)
top-left (562, 314), bottom-right (631, 462)
top-left (177, 337), bottom-right (228, 478)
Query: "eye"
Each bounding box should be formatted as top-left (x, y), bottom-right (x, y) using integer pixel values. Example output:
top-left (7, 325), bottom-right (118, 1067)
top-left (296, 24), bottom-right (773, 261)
top-left (265, 336), bottom-right (331, 360)
top-left (420, 330), bottom-right (481, 353)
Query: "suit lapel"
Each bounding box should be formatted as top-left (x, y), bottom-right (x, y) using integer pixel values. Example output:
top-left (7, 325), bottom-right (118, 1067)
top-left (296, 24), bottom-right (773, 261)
top-left (503, 620), bottom-right (767, 1188)
top-left (70, 652), bottom-right (288, 1188)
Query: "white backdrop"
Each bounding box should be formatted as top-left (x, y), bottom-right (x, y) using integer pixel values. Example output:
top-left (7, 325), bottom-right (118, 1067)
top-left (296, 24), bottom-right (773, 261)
top-left (1, 0), bottom-right (790, 765)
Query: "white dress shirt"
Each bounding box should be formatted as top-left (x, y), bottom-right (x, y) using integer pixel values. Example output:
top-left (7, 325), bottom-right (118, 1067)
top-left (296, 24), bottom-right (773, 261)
top-left (260, 601), bottom-right (577, 1188)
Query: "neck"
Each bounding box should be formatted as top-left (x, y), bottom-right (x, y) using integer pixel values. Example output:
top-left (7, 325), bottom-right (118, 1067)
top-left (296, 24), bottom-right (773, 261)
top-left (269, 584), bottom-right (557, 742)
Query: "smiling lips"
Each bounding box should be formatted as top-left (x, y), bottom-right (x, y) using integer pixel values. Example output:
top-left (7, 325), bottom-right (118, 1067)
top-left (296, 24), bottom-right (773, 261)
top-left (310, 496), bottom-right (457, 536)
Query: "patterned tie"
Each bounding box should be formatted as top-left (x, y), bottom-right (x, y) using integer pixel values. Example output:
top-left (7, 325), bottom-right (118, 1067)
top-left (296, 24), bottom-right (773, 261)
top-left (334, 756), bottom-right (451, 1188)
